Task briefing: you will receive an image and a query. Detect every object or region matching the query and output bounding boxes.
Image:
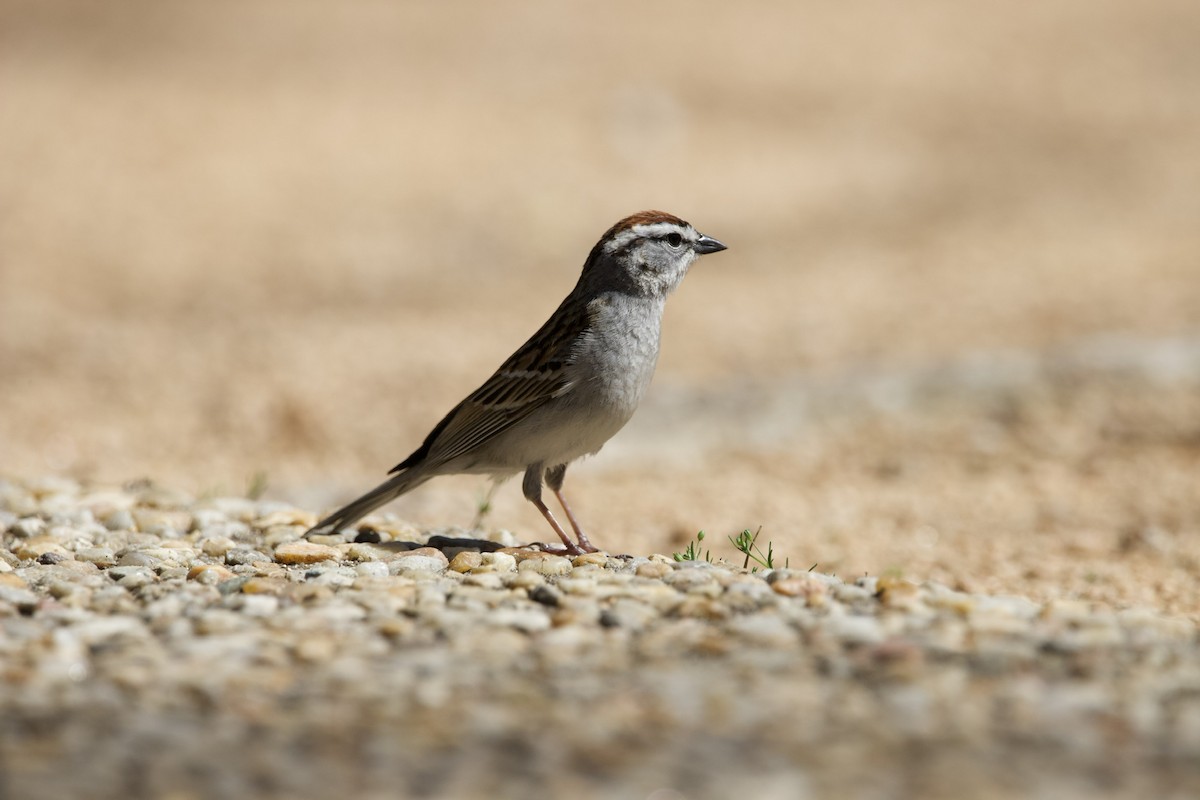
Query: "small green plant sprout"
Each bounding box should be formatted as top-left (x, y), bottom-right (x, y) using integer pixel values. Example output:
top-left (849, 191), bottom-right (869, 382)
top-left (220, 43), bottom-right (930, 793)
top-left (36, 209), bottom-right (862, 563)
top-left (471, 482), bottom-right (500, 530)
top-left (245, 470), bottom-right (269, 501)
top-left (729, 526), bottom-right (789, 572)
top-left (673, 530), bottom-right (712, 563)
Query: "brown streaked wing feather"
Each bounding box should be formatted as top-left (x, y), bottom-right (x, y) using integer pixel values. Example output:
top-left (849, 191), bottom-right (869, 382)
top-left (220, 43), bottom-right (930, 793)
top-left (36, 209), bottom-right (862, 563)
top-left (390, 295), bottom-right (592, 472)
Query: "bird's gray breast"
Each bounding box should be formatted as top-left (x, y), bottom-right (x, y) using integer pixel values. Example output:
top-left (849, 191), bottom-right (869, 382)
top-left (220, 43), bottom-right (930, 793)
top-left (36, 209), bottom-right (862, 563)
top-left (569, 293), bottom-right (664, 420)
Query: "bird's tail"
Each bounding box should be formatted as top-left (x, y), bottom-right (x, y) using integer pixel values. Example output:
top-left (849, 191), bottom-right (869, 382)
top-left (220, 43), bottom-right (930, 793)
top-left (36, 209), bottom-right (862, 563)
top-left (306, 470), bottom-right (429, 537)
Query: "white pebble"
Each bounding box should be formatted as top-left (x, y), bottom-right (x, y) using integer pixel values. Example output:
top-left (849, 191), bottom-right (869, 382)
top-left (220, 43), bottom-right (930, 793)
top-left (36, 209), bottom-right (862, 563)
top-left (356, 561), bottom-right (390, 578)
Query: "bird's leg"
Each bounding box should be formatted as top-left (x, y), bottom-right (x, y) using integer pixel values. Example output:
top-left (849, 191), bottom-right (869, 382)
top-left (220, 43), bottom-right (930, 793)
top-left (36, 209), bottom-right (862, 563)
top-left (522, 464), bottom-right (579, 554)
top-left (545, 464), bottom-right (598, 553)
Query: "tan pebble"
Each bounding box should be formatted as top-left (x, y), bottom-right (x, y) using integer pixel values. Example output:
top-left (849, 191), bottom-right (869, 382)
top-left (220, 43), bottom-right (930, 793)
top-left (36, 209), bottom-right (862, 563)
top-left (47, 580), bottom-right (88, 601)
top-left (517, 553), bottom-right (572, 577)
top-left (694, 631), bottom-right (733, 656)
top-left (187, 564), bottom-right (235, 584)
top-left (274, 541), bottom-right (340, 565)
top-left (53, 560), bottom-right (99, 575)
top-left (490, 608), bottom-right (551, 633)
top-left (14, 536), bottom-right (70, 561)
top-left (242, 577), bottom-right (287, 595)
top-left (157, 539), bottom-right (195, 550)
top-left (9, 517), bottom-right (46, 538)
top-left (390, 547), bottom-right (449, 572)
top-left (480, 551), bottom-right (516, 572)
top-left (138, 546), bottom-right (197, 566)
top-left (927, 589), bottom-right (974, 616)
top-left (295, 636), bottom-right (337, 663)
top-left (132, 509), bottom-right (192, 533)
top-left (726, 614), bottom-right (797, 647)
top-left (449, 551), bottom-right (484, 573)
top-left (571, 552), bottom-right (608, 568)
top-left (0, 573), bottom-right (28, 589)
top-left (674, 596), bottom-right (729, 620)
top-left (687, 582), bottom-right (723, 599)
top-left (193, 610), bottom-right (245, 635)
top-left (550, 607), bottom-right (589, 627)
top-left (636, 561), bottom-right (672, 579)
top-left (664, 569), bottom-right (716, 590)
top-left (970, 608), bottom-right (1032, 636)
top-left (286, 583), bottom-right (334, 604)
top-left (377, 617), bottom-right (415, 638)
top-left (771, 575), bottom-right (829, 607)
top-left (463, 572), bottom-right (504, 589)
top-left (506, 571), bottom-right (545, 589)
top-left (384, 582), bottom-right (419, 602)
top-left (101, 509), bottom-right (136, 531)
top-left (256, 510), bottom-right (315, 528)
top-left (1040, 599), bottom-right (1093, 621)
top-left (347, 544), bottom-right (384, 562)
top-left (557, 577), bottom-right (598, 595)
top-left (200, 537), bottom-right (237, 558)
top-left (355, 562), bottom-right (390, 580)
top-left (863, 638), bottom-right (925, 679)
top-left (264, 524), bottom-right (307, 548)
top-left (875, 575), bottom-right (921, 606)
top-left (304, 533), bottom-right (345, 548)
top-left (352, 573), bottom-right (390, 591)
top-left (499, 547), bottom-right (538, 560)
top-left (254, 562), bottom-right (287, 578)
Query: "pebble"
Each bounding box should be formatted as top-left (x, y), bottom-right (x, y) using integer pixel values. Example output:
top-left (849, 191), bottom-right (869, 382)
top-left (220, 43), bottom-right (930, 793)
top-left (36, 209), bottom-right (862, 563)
top-left (355, 561), bottom-right (390, 579)
top-left (346, 543), bottom-right (384, 562)
top-left (449, 551), bottom-right (483, 573)
top-left (13, 535), bottom-right (70, 561)
top-left (241, 576), bottom-right (288, 595)
top-left (116, 551), bottom-right (160, 568)
top-left (102, 509), bottom-right (136, 531)
top-left (107, 566), bottom-right (157, 589)
top-left (75, 547), bottom-right (117, 567)
top-left (200, 536), bottom-right (238, 557)
top-left (0, 583), bottom-right (39, 611)
top-left (462, 572), bottom-right (504, 589)
top-left (516, 553), bottom-right (572, 577)
top-left (489, 608), bottom-right (552, 633)
top-left (480, 551), bottom-right (517, 573)
top-left (274, 541), bottom-right (340, 564)
top-left (388, 548), bottom-right (450, 574)
top-left (725, 612), bottom-right (798, 647)
top-left (188, 564), bottom-right (235, 584)
top-left (306, 566), bottom-right (358, 588)
top-left (635, 560), bottom-right (673, 579)
top-left (225, 548), bottom-right (271, 566)
top-left (825, 612), bottom-right (885, 645)
top-left (10, 517), bottom-right (47, 538)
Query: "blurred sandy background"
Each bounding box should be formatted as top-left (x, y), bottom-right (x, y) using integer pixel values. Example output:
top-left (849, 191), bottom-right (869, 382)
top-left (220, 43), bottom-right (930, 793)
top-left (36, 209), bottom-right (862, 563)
top-left (2, 0), bottom-right (1198, 611)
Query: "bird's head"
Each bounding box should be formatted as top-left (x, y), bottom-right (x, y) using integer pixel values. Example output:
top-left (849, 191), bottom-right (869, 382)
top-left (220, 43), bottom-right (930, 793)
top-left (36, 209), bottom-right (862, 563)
top-left (582, 210), bottom-right (727, 298)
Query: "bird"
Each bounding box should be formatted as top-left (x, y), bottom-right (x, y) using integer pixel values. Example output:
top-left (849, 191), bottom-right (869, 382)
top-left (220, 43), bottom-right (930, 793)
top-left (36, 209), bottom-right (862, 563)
top-left (306, 210), bottom-right (727, 554)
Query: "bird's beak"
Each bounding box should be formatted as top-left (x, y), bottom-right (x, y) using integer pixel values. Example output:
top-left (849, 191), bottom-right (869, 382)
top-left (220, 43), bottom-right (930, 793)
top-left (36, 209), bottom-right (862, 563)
top-left (693, 233), bottom-right (727, 255)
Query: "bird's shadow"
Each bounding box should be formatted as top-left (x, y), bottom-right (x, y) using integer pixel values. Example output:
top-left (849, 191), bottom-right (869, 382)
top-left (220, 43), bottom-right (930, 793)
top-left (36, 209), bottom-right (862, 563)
top-left (345, 529), bottom-right (630, 559)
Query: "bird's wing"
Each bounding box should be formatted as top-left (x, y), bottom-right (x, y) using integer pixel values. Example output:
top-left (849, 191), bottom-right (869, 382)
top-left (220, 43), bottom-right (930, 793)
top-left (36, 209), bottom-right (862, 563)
top-left (390, 296), bottom-right (592, 473)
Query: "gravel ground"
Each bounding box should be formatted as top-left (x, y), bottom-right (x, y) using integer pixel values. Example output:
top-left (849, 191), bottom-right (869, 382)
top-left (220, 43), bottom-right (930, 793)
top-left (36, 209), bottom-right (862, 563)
top-left (2, 479), bottom-right (1198, 800)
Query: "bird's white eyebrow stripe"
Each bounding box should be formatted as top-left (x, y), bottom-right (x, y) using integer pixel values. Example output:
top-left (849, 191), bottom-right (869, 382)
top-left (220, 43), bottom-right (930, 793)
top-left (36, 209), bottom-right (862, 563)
top-left (601, 222), bottom-right (695, 254)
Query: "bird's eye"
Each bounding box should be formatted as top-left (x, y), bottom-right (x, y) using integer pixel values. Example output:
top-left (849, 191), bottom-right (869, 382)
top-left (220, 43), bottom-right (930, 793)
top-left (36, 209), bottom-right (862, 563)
top-left (665, 232), bottom-right (683, 248)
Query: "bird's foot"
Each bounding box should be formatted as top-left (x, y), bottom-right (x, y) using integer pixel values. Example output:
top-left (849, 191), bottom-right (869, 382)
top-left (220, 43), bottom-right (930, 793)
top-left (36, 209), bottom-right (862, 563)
top-left (526, 541), bottom-right (600, 557)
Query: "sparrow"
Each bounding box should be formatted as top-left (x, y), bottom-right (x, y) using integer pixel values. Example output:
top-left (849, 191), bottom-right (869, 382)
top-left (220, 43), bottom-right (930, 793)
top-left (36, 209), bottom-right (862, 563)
top-left (307, 210), bottom-right (727, 554)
